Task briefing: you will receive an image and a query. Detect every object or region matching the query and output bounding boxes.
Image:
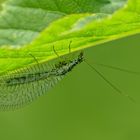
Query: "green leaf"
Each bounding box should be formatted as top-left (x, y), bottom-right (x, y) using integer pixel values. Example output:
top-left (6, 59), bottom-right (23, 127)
top-left (0, 0), bottom-right (127, 47)
top-left (0, 0), bottom-right (131, 74)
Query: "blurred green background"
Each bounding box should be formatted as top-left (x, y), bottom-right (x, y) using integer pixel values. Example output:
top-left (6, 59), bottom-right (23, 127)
top-left (1, 0), bottom-right (140, 140)
top-left (0, 0), bottom-right (5, 10)
top-left (0, 34), bottom-right (140, 140)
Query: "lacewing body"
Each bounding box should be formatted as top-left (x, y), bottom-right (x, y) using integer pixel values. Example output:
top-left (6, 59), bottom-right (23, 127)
top-left (0, 52), bottom-right (84, 110)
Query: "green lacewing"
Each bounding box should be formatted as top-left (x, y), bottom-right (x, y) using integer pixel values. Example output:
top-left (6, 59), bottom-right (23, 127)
top-left (0, 47), bottom-right (84, 110)
top-left (0, 42), bottom-right (138, 111)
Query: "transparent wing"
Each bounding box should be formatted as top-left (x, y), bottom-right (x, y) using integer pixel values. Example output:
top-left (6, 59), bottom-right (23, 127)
top-left (0, 73), bottom-right (64, 111)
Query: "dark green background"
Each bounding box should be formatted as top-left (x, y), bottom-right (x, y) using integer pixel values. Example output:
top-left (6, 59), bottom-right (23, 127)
top-left (0, 34), bottom-right (140, 140)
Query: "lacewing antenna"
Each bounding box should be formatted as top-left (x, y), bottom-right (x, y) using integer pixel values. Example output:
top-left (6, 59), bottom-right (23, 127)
top-left (53, 41), bottom-right (73, 57)
top-left (92, 62), bottom-right (140, 75)
top-left (84, 60), bottom-right (136, 103)
top-left (29, 54), bottom-right (39, 65)
top-left (53, 45), bottom-right (60, 58)
top-left (69, 41), bottom-right (72, 53)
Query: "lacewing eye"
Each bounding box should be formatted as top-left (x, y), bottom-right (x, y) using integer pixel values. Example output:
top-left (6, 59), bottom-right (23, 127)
top-left (0, 52), bottom-right (84, 111)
